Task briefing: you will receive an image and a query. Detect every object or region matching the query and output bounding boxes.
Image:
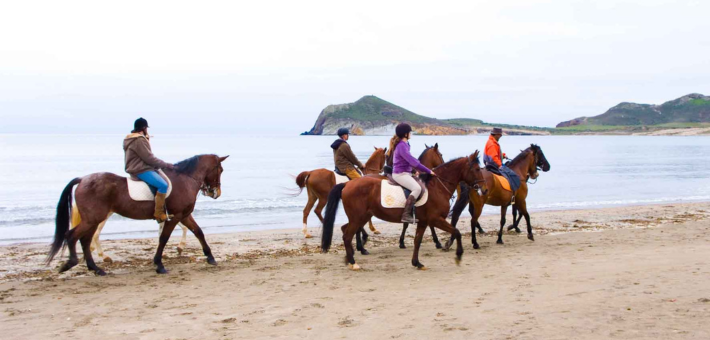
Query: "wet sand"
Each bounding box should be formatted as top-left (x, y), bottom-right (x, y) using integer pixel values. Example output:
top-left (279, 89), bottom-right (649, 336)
top-left (1, 202), bottom-right (709, 339)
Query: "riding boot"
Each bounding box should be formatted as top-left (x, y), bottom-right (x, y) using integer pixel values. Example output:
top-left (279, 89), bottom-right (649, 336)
top-left (401, 195), bottom-right (418, 223)
top-left (153, 193), bottom-right (173, 223)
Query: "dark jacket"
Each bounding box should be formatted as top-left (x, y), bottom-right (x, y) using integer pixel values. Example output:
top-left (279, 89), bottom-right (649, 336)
top-left (331, 139), bottom-right (364, 173)
top-left (123, 133), bottom-right (172, 177)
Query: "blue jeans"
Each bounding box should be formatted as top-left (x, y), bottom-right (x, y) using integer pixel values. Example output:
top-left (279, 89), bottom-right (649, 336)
top-left (137, 170), bottom-right (168, 194)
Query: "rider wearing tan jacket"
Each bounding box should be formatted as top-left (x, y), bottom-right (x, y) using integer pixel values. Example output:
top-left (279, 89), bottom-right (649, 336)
top-left (331, 128), bottom-right (364, 179)
top-left (123, 118), bottom-right (174, 222)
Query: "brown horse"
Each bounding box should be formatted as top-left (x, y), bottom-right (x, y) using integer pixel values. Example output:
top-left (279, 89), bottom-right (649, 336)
top-left (295, 147), bottom-right (387, 238)
top-left (447, 144), bottom-right (550, 249)
top-left (46, 154), bottom-right (228, 275)
top-left (397, 143), bottom-right (446, 249)
top-left (321, 151), bottom-right (486, 270)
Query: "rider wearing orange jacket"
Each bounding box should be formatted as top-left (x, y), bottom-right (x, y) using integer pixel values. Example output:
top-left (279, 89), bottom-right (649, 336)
top-left (484, 127), bottom-right (507, 168)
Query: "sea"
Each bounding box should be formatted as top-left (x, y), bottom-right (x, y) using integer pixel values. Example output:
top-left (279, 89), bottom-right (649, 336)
top-left (1, 134), bottom-right (708, 245)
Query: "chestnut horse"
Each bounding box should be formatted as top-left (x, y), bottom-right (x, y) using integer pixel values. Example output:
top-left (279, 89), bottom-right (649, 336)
top-left (46, 154), bottom-right (228, 275)
top-left (354, 143), bottom-right (446, 255)
top-left (321, 152), bottom-right (486, 270)
top-left (295, 147), bottom-right (387, 238)
top-left (447, 144), bottom-right (550, 249)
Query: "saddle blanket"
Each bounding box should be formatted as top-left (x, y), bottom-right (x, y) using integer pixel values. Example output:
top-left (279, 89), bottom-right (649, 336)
top-left (493, 174), bottom-right (512, 192)
top-left (127, 170), bottom-right (173, 201)
top-left (334, 172), bottom-right (350, 185)
top-left (381, 180), bottom-right (428, 208)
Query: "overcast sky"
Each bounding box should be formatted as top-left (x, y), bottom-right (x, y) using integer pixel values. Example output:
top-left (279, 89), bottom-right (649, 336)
top-left (1, 0), bottom-right (708, 133)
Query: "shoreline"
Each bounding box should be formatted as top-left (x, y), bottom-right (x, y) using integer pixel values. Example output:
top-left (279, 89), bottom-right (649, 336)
top-left (1, 201), bottom-right (709, 339)
top-left (0, 201), bottom-right (708, 282)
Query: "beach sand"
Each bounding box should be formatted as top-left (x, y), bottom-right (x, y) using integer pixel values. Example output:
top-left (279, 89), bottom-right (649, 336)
top-left (1, 202), bottom-right (709, 339)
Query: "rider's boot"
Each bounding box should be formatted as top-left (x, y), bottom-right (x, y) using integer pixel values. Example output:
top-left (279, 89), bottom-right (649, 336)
top-left (401, 195), bottom-right (418, 223)
top-left (154, 193), bottom-right (173, 223)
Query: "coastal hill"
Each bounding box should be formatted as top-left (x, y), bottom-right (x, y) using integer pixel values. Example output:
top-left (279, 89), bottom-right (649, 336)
top-left (302, 96), bottom-right (551, 136)
top-left (556, 93), bottom-right (710, 133)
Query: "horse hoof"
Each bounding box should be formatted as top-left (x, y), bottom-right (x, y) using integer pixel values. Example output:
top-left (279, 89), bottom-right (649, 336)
top-left (95, 269), bottom-right (107, 276)
top-left (528, 234), bottom-right (535, 241)
top-left (360, 249), bottom-right (370, 256)
top-left (156, 267), bottom-right (168, 274)
top-left (372, 230), bottom-right (381, 235)
top-left (435, 243), bottom-right (443, 250)
top-left (418, 266), bottom-right (428, 271)
top-left (348, 263), bottom-right (361, 271)
top-left (496, 240), bottom-right (504, 245)
top-left (515, 229), bottom-right (522, 234)
top-left (507, 226), bottom-right (516, 231)
top-left (207, 257), bottom-right (218, 266)
top-left (58, 260), bottom-right (78, 273)
top-left (473, 244), bottom-right (480, 250)
top-left (478, 229), bottom-right (486, 234)
top-left (102, 256), bottom-right (113, 263)
top-left (399, 244), bottom-right (406, 249)
top-left (455, 257), bottom-right (462, 266)
top-left (177, 247), bottom-right (184, 256)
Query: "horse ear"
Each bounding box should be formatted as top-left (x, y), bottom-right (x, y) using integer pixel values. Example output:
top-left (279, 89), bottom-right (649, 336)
top-left (374, 146), bottom-right (377, 151)
top-left (425, 144), bottom-right (429, 148)
top-left (383, 147), bottom-right (387, 153)
top-left (434, 143), bottom-right (438, 149)
top-left (219, 155), bottom-right (229, 162)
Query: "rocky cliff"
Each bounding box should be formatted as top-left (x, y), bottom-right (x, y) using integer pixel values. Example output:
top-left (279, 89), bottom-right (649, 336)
top-left (302, 96), bottom-right (550, 136)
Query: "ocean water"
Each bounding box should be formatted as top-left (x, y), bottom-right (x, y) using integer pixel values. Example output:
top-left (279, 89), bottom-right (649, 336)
top-left (0, 134), bottom-right (708, 245)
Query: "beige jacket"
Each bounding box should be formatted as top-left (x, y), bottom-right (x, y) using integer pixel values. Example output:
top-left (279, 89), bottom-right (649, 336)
top-left (123, 133), bottom-right (171, 176)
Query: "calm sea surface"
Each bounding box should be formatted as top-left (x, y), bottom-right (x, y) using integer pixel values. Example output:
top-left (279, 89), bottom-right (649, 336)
top-left (0, 134), bottom-right (708, 245)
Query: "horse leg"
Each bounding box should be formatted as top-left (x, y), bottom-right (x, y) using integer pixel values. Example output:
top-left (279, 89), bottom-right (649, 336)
top-left (367, 219), bottom-right (381, 234)
top-left (92, 218), bottom-right (113, 263)
top-left (340, 223), bottom-right (359, 270)
top-left (497, 205), bottom-right (509, 244)
top-left (516, 200), bottom-right (534, 241)
top-left (58, 228), bottom-right (80, 273)
top-left (177, 222), bottom-right (188, 256)
top-left (399, 223), bottom-right (409, 249)
top-left (411, 222), bottom-right (428, 269)
top-left (301, 189), bottom-right (317, 238)
top-left (181, 215), bottom-right (216, 265)
top-left (430, 217), bottom-right (464, 264)
top-left (466, 201), bottom-right (479, 249)
top-left (429, 225), bottom-right (442, 249)
top-left (80, 228), bottom-right (106, 276)
top-left (508, 206), bottom-right (522, 233)
top-left (154, 219), bottom-right (179, 274)
top-left (355, 227), bottom-right (369, 255)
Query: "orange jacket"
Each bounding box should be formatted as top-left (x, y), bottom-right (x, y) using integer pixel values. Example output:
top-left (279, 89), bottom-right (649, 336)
top-left (484, 135), bottom-right (506, 167)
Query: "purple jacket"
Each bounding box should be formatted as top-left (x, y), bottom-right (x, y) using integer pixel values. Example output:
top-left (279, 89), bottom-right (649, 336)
top-left (393, 141), bottom-right (432, 174)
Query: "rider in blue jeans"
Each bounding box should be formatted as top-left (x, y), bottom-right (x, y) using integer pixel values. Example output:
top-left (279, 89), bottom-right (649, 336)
top-left (123, 118), bottom-right (175, 222)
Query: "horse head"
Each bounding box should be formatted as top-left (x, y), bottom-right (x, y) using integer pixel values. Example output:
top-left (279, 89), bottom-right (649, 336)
top-left (191, 155), bottom-right (228, 199)
top-left (465, 151), bottom-right (487, 195)
top-left (420, 143), bottom-right (444, 168)
top-left (366, 147), bottom-right (387, 174)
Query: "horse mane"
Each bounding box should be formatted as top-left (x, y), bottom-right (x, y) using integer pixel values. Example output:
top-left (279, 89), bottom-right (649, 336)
top-left (508, 147), bottom-right (533, 168)
top-left (418, 146), bottom-right (433, 160)
top-left (173, 155), bottom-right (204, 175)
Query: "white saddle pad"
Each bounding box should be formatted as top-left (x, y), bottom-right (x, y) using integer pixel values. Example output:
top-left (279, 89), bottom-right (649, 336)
top-left (334, 172), bottom-right (350, 185)
top-left (380, 180), bottom-right (428, 208)
top-left (127, 171), bottom-right (173, 201)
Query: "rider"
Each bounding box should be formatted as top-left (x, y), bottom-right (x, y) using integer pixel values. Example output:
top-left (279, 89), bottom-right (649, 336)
top-left (388, 123), bottom-right (436, 223)
top-left (331, 128), bottom-right (365, 180)
top-left (123, 117), bottom-right (175, 223)
top-left (484, 127), bottom-right (507, 171)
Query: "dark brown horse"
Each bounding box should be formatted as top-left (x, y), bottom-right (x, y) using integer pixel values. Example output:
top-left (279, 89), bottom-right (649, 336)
top-left (46, 154), bottom-right (228, 275)
top-left (295, 147), bottom-right (387, 238)
top-left (321, 152), bottom-right (486, 270)
top-left (447, 144), bottom-right (550, 249)
top-left (397, 144), bottom-right (446, 249)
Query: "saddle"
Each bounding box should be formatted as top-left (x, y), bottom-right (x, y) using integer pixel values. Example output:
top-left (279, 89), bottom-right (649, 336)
top-left (127, 170), bottom-right (173, 201)
top-left (333, 168), bottom-right (363, 184)
top-left (381, 177), bottom-right (428, 209)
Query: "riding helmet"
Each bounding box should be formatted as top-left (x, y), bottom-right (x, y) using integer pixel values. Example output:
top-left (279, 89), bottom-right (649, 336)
top-left (134, 117), bottom-right (149, 131)
top-left (337, 128), bottom-right (350, 137)
top-left (395, 123), bottom-right (412, 138)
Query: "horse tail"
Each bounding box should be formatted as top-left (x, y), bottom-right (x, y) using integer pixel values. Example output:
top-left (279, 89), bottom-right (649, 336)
top-left (321, 183), bottom-right (346, 253)
top-left (449, 182), bottom-right (471, 227)
top-left (294, 171), bottom-right (310, 194)
top-left (47, 177), bottom-right (81, 264)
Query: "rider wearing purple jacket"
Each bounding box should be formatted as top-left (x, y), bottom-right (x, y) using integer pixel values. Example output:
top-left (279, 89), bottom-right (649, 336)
top-left (387, 123), bottom-right (437, 223)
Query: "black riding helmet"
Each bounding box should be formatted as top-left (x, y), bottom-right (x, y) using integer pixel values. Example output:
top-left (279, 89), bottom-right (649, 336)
top-left (395, 123), bottom-right (412, 138)
top-left (337, 128), bottom-right (350, 137)
top-left (134, 117), bottom-right (149, 131)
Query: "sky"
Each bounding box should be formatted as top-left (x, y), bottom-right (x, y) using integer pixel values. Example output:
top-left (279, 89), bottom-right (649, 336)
top-left (1, 0), bottom-right (709, 134)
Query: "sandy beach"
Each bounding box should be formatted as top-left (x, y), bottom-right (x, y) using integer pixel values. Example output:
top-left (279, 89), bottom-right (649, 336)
top-left (1, 202), bottom-right (709, 339)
